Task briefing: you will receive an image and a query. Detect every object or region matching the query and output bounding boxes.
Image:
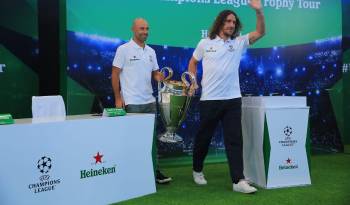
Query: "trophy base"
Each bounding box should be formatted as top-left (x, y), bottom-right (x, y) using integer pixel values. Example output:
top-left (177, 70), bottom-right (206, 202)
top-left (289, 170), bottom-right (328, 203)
top-left (158, 132), bottom-right (183, 143)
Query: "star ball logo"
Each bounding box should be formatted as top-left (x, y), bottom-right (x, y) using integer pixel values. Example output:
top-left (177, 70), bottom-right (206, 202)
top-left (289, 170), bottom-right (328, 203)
top-left (279, 157), bottom-right (299, 170)
top-left (80, 152), bottom-right (116, 179)
top-left (284, 126), bottom-right (293, 137)
top-left (37, 156), bottom-right (52, 174)
top-left (278, 126), bottom-right (298, 147)
top-left (28, 156), bottom-right (61, 194)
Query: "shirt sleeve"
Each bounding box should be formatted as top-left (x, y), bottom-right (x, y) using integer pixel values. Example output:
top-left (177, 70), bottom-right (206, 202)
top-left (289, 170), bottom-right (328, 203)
top-left (239, 34), bottom-right (250, 50)
top-left (152, 51), bottom-right (160, 71)
top-left (193, 39), bottom-right (206, 61)
top-left (112, 46), bottom-right (125, 69)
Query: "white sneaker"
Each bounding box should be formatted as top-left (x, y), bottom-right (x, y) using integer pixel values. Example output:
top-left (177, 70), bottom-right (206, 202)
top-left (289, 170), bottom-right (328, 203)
top-left (233, 180), bottom-right (257, 194)
top-left (158, 133), bottom-right (182, 143)
top-left (193, 171), bottom-right (207, 185)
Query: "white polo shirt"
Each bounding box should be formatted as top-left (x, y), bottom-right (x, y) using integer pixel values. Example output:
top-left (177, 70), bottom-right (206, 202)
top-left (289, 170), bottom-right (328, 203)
top-left (112, 39), bottom-right (159, 105)
top-left (193, 34), bottom-right (249, 101)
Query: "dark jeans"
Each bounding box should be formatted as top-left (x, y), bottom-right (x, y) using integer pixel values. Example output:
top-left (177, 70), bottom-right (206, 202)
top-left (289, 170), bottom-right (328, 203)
top-left (126, 102), bottom-right (156, 113)
top-left (193, 98), bottom-right (244, 183)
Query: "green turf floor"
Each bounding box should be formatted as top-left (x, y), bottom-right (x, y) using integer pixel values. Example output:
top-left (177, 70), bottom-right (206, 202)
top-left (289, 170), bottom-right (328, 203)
top-left (114, 153), bottom-right (350, 205)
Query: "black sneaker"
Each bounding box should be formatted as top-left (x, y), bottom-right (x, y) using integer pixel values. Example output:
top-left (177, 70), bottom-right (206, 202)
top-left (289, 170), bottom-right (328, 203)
top-left (156, 170), bottom-right (172, 184)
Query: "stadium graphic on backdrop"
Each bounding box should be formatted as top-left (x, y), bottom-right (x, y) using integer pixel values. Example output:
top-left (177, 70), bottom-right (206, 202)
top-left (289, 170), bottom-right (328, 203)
top-left (67, 31), bottom-right (343, 156)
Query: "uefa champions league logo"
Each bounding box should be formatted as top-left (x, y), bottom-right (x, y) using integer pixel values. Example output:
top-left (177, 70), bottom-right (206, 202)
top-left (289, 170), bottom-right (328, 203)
top-left (279, 126), bottom-right (297, 147)
top-left (283, 126), bottom-right (293, 137)
top-left (28, 156), bottom-right (61, 194)
top-left (37, 156), bottom-right (52, 174)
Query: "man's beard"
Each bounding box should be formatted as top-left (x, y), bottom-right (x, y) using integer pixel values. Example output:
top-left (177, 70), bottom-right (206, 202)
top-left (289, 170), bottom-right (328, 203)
top-left (135, 36), bottom-right (147, 43)
top-left (139, 34), bottom-right (148, 42)
top-left (223, 29), bottom-right (233, 37)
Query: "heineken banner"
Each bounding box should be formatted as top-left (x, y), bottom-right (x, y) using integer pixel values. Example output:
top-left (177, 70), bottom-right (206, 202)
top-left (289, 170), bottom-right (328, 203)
top-left (66, 0), bottom-right (343, 162)
top-left (0, 115), bottom-right (156, 204)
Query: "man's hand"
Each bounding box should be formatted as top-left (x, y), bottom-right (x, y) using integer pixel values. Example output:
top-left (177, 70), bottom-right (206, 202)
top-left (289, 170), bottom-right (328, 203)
top-left (188, 82), bottom-right (199, 96)
top-left (153, 71), bottom-right (165, 82)
top-left (115, 97), bottom-right (125, 108)
top-left (248, 0), bottom-right (265, 45)
top-left (249, 0), bottom-right (262, 11)
top-left (111, 67), bottom-right (125, 108)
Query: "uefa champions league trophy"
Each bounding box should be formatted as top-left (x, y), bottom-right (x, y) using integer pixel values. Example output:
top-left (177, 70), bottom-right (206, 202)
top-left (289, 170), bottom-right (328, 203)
top-left (158, 67), bottom-right (196, 143)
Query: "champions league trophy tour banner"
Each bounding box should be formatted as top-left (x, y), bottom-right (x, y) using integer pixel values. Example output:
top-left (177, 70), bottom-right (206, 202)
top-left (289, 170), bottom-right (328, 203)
top-left (164, 0), bottom-right (322, 10)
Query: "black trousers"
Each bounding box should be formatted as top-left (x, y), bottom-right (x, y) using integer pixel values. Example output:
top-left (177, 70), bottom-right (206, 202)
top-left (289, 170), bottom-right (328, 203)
top-left (193, 98), bottom-right (244, 183)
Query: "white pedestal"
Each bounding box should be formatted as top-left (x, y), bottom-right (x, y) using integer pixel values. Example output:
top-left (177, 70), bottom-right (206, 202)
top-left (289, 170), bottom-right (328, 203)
top-left (242, 97), bottom-right (311, 189)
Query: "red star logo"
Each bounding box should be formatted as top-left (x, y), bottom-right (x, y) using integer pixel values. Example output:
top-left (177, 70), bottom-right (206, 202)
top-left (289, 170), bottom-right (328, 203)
top-left (93, 152), bottom-right (103, 164)
top-left (286, 158), bottom-right (292, 164)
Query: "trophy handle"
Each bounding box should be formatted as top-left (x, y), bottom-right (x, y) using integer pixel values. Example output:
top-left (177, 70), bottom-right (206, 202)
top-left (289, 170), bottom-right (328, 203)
top-left (160, 67), bottom-right (173, 82)
top-left (181, 71), bottom-right (197, 96)
top-left (176, 71), bottom-right (196, 126)
top-left (158, 67), bottom-right (174, 102)
top-left (181, 71), bottom-right (196, 88)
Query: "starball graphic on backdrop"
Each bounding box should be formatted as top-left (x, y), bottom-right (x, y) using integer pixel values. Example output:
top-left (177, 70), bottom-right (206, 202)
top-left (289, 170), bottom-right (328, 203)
top-left (163, 0), bottom-right (322, 10)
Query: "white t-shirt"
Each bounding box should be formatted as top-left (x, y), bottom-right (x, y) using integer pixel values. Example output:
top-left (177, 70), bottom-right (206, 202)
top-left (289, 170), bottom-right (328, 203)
top-left (112, 39), bottom-right (159, 105)
top-left (193, 34), bottom-right (249, 101)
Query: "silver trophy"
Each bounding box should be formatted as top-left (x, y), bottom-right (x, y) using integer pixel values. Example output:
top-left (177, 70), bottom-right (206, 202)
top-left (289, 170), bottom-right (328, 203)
top-left (158, 67), bottom-right (196, 143)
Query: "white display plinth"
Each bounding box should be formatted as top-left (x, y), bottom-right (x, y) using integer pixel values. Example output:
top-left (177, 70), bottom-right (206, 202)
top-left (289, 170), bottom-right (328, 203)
top-left (242, 97), bottom-right (311, 189)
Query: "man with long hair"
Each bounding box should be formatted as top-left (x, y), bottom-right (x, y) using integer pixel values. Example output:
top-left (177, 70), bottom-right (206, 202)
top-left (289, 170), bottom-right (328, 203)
top-left (188, 0), bottom-right (265, 193)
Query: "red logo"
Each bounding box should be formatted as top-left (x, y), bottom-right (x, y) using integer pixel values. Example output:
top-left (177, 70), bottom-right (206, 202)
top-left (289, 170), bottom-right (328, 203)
top-left (93, 152), bottom-right (103, 164)
top-left (286, 158), bottom-right (292, 164)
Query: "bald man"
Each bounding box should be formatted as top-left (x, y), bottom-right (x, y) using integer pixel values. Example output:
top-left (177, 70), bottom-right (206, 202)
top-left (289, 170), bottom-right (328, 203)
top-left (111, 18), bottom-right (171, 184)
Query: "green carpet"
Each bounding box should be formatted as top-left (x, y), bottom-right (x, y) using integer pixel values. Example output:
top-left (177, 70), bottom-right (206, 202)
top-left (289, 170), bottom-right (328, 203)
top-left (344, 145), bottom-right (350, 154)
top-left (114, 153), bottom-right (350, 205)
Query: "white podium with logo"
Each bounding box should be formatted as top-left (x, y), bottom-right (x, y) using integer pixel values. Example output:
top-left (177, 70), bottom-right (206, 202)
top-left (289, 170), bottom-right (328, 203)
top-left (242, 96), bottom-right (311, 189)
top-left (0, 114), bottom-right (156, 205)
